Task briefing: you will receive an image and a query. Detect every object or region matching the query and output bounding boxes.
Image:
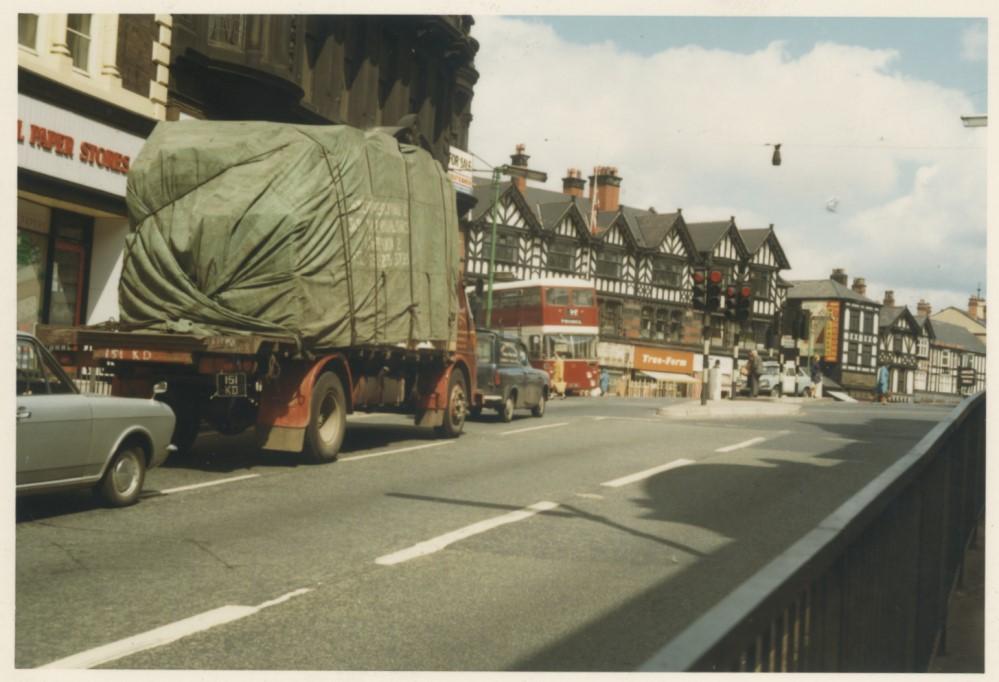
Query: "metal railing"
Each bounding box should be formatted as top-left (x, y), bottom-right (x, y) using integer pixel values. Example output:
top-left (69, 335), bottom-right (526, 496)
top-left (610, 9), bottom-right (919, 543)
top-left (641, 391), bottom-right (985, 672)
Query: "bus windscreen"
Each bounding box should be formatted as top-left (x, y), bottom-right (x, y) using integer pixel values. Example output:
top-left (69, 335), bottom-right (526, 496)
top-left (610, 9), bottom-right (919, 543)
top-left (544, 334), bottom-right (596, 360)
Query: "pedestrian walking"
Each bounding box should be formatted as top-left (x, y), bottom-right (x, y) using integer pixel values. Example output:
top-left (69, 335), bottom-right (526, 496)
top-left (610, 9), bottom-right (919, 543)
top-left (875, 365), bottom-right (890, 404)
top-left (747, 350), bottom-right (761, 398)
top-left (552, 352), bottom-right (567, 399)
top-left (599, 368), bottom-right (610, 397)
top-left (810, 354), bottom-right (823, 399)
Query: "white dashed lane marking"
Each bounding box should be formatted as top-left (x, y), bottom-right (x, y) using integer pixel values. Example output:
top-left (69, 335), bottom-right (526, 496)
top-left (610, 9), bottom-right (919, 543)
top-left (375, 501), bottom-right (560, 566)
top-left (158, 474), bottom-right (261, 495)
top-left (499, 422), bottom-right (568, 436)
top-left (600, 459), bottom-right (695, 488)
top-left (40, 588), bottom-right (313, 669)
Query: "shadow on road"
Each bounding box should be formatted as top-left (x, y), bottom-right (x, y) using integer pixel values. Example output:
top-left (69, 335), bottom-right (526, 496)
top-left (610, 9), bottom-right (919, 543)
top-left (501, 415), bottom-right (943, 671)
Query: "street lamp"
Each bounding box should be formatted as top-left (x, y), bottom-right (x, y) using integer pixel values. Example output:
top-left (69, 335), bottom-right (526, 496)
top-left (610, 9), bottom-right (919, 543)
top-left (484, 164), bottom-right (548, 323)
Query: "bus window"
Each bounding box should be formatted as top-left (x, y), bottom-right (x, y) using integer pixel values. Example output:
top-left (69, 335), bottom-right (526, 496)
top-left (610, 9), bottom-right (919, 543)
top-left (572, 289), bottom-right (595, 306)
top-left (546, 288), bottom-right (569, 305)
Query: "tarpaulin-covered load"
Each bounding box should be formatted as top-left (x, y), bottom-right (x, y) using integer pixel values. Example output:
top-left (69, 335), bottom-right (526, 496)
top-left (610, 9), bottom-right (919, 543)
top-left (119, 120), bottom-right (460, 350)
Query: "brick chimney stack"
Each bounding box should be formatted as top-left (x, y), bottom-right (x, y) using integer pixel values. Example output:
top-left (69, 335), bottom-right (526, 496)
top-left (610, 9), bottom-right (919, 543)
top-left (851, 277), bottom-right (867, 297)
top-left (916, 299), bottom-right (932, 317)
top-left (588, 166), bottom-right (622, 214)
top-left (509, 144), bottom-right (529, 193)
top-left (830, 268), bottom-right (848, 286)
top-left (884, 290), bottom-right (895, 306)
top-left (968, 295), bottom-right (986, 321)
top-left (562, 168), bottom-right (585, 197)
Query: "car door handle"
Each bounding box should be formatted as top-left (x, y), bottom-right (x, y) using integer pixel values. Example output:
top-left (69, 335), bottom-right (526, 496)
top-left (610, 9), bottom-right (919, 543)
top-left (16, 407), bottom-right (32, 421)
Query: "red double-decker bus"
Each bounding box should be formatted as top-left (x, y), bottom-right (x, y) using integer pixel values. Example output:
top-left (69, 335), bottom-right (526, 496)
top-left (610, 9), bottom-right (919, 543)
top-left (472, 278), bottom-right (601, 394)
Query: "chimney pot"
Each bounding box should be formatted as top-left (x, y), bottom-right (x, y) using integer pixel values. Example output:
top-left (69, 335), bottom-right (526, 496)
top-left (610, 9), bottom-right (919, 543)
top-left (851, 277), bottom-right (867, 296)
top-left (916, 299), bottom-right (932, 316)
top-left (883, 290), bottom-right (895, 306)
top-left (831, 268), bottom-right (848, 286)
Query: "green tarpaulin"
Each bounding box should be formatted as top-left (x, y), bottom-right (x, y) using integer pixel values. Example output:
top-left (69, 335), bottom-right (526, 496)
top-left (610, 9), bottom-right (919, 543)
top-left (119, 120), bottom-right (460, 351)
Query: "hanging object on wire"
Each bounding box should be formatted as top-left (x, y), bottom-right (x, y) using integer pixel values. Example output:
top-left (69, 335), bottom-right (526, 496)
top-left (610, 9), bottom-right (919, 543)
top-left (771, 143), bottom-right (782, 166)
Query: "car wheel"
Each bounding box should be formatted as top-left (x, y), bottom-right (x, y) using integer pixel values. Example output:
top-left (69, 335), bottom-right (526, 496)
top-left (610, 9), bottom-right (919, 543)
top-left (304, 372), bottom-right (346, 464)
top-left (435, 371), bottom-right (468, 438)
top-left (99, 445), bottom-right (146, 507)
top-left (499, 394), bottom-right (515, 423)
top-left (531, 393), bottom-right (546, 418)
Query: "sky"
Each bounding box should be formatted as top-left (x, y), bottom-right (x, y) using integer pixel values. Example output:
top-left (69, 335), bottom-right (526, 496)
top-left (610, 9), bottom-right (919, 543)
top-left (467, 14), bottom-right (988, 313)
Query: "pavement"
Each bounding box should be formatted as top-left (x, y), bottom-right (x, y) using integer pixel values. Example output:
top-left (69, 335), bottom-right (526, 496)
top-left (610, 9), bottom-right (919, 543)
top-left (928, 520), bottom-right (985, 673)
top-left (656, 396), bottom-right (824, 418)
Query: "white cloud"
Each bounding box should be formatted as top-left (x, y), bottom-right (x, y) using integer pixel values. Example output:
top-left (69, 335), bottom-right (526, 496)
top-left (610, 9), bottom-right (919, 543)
top-left (469, 17), bottom-right (986, 311)
top-left (961, 23), bottom-right (987, 62)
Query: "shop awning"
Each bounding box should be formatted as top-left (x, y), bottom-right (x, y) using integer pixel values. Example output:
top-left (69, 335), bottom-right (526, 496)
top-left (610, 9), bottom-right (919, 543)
top-left (640, 371), bottom-right (697, 384)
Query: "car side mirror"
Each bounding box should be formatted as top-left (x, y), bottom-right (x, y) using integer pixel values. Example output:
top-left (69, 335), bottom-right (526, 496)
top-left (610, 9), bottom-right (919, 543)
top-left (152, 381), bottom-right (168, 398)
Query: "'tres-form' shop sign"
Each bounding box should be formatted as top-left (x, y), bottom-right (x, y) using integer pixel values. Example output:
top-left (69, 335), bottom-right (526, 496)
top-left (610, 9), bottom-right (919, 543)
top-left (17, 94), bottom-right (146, 199)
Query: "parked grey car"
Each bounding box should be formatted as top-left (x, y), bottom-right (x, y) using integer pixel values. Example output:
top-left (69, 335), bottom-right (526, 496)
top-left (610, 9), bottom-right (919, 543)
top-left (16, 332), bottom-right (176, 507)
top-left (472, 329), bottom-right (550, 422)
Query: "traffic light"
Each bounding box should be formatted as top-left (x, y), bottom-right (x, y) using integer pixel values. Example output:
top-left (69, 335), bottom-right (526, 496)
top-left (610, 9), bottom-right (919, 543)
top-left (692, 269), bottom-right (707, 311)
top-left (735, 285), bottom-right (752, 322)
top-left (706, 270), bottom-right (723, 312)
top-left (723, 285), bottom-right (738, 319)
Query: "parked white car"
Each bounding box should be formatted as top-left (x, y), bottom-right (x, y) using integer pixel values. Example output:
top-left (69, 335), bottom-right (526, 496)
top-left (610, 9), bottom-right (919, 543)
top-left (16, 332), bottom-right (176, 507)
top-left (737, 361), bottom-right (814, 397)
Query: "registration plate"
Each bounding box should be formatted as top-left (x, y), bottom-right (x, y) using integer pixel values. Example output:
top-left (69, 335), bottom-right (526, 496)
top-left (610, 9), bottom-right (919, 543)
top-left (216, 372), bottom-right (248, 398)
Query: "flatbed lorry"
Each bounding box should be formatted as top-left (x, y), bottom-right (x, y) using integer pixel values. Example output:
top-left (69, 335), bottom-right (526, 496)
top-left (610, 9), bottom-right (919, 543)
top-left (37, 120), bottom-right (478, 463)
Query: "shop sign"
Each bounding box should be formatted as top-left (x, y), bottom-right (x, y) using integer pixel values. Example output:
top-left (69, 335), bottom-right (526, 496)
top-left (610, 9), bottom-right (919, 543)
top-left (596, 341), bottom-right (633, 368)
top-left (634, 346), bottom-right (694, 373)
top-left (823, 301), bottom-right (841, 363)
top-left (448, 146), bottom-right (475, 195)
top-left (17, 94), bottom-right (146, 198)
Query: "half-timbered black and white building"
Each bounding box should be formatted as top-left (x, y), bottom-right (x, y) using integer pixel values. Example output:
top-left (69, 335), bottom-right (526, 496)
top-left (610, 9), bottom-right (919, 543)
top-left (462, 155), bottom-right (792, 386)
top-left (878, 305), bottom-right (923, 402)
top-left (786, 270), bottom-right (881, 397)
top-left (916, 316), bottom-right (986, 399)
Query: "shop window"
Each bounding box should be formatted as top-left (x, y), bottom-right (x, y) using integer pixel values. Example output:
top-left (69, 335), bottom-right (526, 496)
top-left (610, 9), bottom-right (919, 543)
top-left (17, 231), bottom-right (48, 329)
top-left (207, 15), bottom-right (245, 49)
top-left (548, 240), bottom-right (574, 272)
top-left (48, 242), bottom-right (86, 325)
top-left (19, 14), bottom-right (38, 48)
top-left (66, 14), bottom-right (92, 70)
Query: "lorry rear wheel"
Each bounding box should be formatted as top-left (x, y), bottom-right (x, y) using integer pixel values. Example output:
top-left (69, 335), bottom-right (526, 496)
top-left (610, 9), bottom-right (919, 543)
top-left (304, 372), bottom-right (346, 463)
top-left (435, 371), bottom-right (467, 438)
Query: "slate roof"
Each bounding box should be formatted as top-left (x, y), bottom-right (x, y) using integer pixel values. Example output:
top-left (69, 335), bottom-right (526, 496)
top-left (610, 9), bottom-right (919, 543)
top-left (635, 212), bottom-right (682, 248)
top-left (739, 228), bottom-right (770, 254)
top-left (684, 221), bottom-right (732, 254)
top-left (920, 317), bottom-right (987, 353)
top-left (931, 306), bottom-right (987, 330)
top-left (786, 279), bottom-right (879, 304)
top-left (879, 305), bottom-right (906, 328)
